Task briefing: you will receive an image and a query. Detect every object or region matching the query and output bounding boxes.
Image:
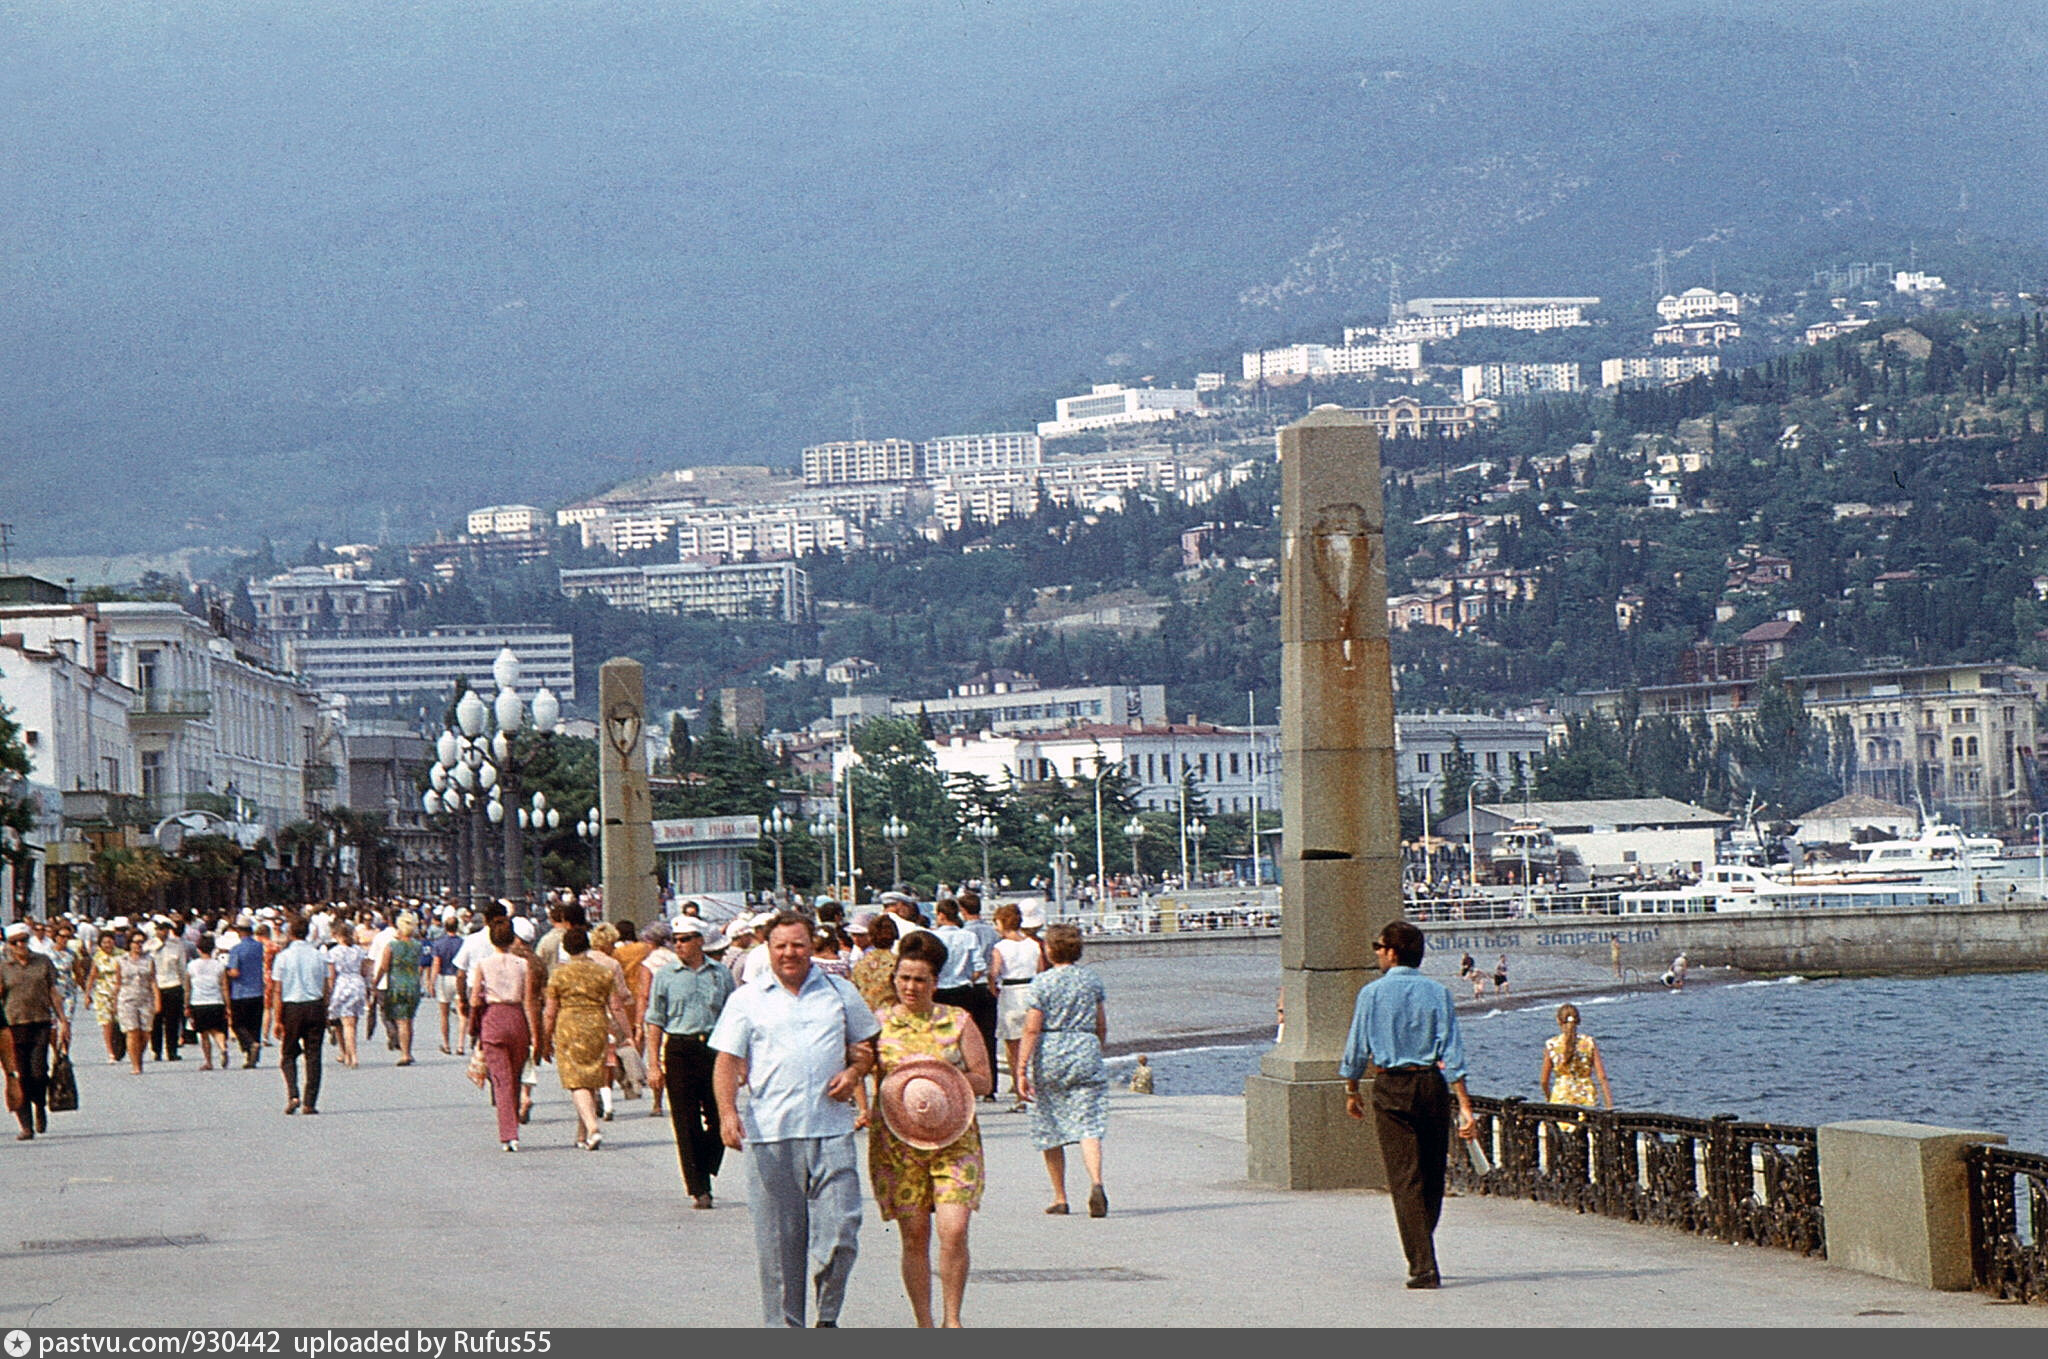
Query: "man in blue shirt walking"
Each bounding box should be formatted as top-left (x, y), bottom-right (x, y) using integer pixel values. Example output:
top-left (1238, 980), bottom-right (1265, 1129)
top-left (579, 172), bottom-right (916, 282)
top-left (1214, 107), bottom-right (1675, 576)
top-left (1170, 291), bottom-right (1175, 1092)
top-left (224, 924), bottom-right (269, 1068)
top-left (1340, 919), bottom-right (1477, 1289)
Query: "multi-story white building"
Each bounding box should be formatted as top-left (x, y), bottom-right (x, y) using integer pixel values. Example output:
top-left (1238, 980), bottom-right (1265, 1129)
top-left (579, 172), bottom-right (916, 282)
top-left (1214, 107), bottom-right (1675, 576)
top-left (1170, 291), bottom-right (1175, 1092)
top-left (559, 561), bottom-right (810, 622)
top-left (1240, 341), bottom-right (1423, 381)
top-left (1356, 396), bottom-right (1502, 440)
top-left (1038, 384), bottom-right (1200, 439)
top-left (931, 479), bottom-right (1042, 532)
top-left (669, 508), bottom-right (860, 560)
top-left (802, 438), bottom-right (919, 487)
top-left (1655, 288), bottom-right (1741, 322)
top-left (928, 451), bottom-right (1197, 530)
top-left (925, 721), bottom-right (1281, 816)
top-left (786, 484), bottom-right (914, 522)
top-left (1653, 319), bottom-right (1743, 347)
top-left (467, 504), bottom-right (545, 536)
top-left (1894, 271), bottom-right (1947, 295)
top-left (1398, 297), bottom-right (1598, 330)
top-left (832, 680), bottom-right (1166, 736)
top-left (1600, 355), bottom-right (1722, 387)
top-left (919, 431), bottom-right (1042, 475)
top-left (286, 625), bottom-right (575, 712)
top-left (1193, 372), bottom-right (1228, 393)
top-left (580, 512), bottom-right (681, 554)
top-left (1393, 713), bottom-right (1552, 801)
top-left (1803, 317), bottom-right (1873, 346)
top-left (1346, 316), bottom-right (1466, 344)
top-left (1460, 363), bottom-right (1585, 401)
top-left (249, 566), bottom-right (412, 637)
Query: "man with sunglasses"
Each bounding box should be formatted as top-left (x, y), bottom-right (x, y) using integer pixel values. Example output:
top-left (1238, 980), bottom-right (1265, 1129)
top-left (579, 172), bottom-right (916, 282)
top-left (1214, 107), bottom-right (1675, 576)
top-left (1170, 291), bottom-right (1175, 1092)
top-left (1340, 920), bottom-right (1476, 1290)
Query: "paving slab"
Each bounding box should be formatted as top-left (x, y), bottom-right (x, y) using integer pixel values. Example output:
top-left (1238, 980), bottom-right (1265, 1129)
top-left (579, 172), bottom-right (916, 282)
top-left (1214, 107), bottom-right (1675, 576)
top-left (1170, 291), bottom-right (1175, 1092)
top-left (1, 1046), bottom-right (2038, 1329)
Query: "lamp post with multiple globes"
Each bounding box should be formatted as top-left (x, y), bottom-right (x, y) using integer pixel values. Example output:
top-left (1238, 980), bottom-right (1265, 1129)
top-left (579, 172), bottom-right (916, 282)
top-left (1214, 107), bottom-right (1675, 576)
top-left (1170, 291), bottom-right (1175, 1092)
top-left (880, 814), bottom-right (909, 892)
top-left (424, 649), bottom-right (559, 907)
top-left (574, 805), bottom-right (602, 891)
top-left (763, 804), bottom-right (794, 905)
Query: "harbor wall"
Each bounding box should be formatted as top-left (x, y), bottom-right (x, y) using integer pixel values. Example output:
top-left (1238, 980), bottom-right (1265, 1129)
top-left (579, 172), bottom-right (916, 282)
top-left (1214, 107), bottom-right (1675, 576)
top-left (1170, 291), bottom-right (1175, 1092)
top-left (1418, 899), bottom-right (2048, 975)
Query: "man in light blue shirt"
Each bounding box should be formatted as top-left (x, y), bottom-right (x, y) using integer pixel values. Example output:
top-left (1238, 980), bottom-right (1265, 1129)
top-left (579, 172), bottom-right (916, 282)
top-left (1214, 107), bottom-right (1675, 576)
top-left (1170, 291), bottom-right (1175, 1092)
top-left (712, 912), bottom-right (879, 1327)
top-left (269, 915), bottom-right (330, 1115)
top-left (1340, 919), bottom-right (1476, 1290)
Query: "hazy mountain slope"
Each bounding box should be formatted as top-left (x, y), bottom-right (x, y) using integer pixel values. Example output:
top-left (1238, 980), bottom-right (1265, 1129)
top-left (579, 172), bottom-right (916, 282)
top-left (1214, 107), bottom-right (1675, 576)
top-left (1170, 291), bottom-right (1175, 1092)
top-left (3, 1), bottom-right (2043, 554)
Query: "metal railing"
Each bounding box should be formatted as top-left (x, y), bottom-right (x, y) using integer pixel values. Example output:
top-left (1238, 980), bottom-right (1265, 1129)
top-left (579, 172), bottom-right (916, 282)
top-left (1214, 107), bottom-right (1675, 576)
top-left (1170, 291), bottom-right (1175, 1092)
top-left (1448, 1096), bottom-right (1825, 1257)
top-left (1967, 1144), bottom-right (2048, 1303)
top-left (131, 688), bottom-right (212, 718)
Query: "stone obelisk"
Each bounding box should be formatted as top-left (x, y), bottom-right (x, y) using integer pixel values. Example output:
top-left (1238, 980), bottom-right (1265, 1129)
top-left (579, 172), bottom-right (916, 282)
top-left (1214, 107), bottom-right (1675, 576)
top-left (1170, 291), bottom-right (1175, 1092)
top-left (1246, 405), bottom-right (1400, 1189)
top-left (597, 657), bottom-right (660, 929)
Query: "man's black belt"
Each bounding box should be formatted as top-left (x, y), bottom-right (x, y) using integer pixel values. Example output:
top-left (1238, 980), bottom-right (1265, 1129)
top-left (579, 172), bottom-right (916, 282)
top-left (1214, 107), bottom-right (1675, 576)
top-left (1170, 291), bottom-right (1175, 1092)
top-left (1378, 1064), bottom-right (1435, 1073)
top-left (665, 1031), bottom-right (711, 1041)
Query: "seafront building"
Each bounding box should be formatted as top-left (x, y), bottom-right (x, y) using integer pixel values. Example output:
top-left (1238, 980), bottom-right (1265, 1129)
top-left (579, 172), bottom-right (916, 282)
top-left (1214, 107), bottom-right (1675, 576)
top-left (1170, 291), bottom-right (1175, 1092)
top-left (926, 721), bottom-right (1281, 815)
top-left (285, 624), bottom-right (576, 711)
top-left (1572, 660), bottom-right (2044, 830)
top-left (832, 678), bottom-right (1167, 735)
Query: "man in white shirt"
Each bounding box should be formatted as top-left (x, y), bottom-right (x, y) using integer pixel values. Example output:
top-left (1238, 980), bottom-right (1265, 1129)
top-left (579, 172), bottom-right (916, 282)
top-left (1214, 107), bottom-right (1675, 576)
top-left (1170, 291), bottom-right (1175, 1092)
top-left (712, 912), bottom-right (879, 1328)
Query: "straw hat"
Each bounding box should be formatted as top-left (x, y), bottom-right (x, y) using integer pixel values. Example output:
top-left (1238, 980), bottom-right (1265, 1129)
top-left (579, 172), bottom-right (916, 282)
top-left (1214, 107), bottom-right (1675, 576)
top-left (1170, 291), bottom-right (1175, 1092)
top-left (878, 1057), bottom-right (976, 1150)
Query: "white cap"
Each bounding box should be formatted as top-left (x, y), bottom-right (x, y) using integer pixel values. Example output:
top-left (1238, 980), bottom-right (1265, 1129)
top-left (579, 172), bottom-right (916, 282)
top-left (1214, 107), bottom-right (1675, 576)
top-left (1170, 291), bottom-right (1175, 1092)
top-left (670, 917), bottom-right (705, 937)
top-left (511, 917), bottom-right (537, 943)
top-left (3, 922), bottom-right (29, 941)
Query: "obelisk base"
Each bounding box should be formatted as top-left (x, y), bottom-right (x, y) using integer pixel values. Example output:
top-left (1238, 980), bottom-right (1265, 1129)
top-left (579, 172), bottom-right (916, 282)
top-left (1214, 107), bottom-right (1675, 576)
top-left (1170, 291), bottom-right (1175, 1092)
top-left (1245, 1073), bottom-right (1385, 1190)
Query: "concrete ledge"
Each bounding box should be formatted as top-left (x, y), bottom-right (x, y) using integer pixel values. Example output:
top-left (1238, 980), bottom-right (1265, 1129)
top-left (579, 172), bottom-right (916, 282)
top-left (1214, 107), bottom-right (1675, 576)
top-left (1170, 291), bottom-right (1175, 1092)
top-left (1818, 1119), bottom-right (2006, 1290)
top-left (1245, 1073), bottom-right (1385, 1190)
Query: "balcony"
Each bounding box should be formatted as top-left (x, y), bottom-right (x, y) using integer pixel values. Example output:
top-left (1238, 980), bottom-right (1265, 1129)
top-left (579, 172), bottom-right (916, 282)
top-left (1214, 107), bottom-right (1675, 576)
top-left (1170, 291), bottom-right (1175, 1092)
top-left (304, 762), bottom-right (339, 792)
top-left (61, 790), bottom-right (154, 828)
top-left (131, 688), bottom-right (212, 721)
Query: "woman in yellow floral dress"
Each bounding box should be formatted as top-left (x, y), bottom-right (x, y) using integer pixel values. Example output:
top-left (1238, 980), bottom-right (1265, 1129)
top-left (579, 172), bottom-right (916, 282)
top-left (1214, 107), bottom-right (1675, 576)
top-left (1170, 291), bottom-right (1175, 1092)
top-left (858, 930), bottom-right (993, 1328)
top-left (540, 928), bottom-right (629, 1151)
top-left (88, 932), bottom-right (124, 1063)
top-left (1539, 1003), bottom-right (1614, 1108)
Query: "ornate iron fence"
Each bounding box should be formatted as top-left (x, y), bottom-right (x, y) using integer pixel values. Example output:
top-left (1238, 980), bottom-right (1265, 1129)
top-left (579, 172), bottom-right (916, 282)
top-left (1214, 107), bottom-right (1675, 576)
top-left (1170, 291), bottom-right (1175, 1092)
top-left (1448, 1096), bottom-right (1824, 1257)
top-left (1966, 1144), bottom-right (2048, 1303)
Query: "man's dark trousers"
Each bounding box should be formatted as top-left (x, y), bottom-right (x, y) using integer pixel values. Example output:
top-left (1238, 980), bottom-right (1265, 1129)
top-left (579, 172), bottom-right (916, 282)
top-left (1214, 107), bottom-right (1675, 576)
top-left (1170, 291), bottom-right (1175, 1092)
top-left (1371, 1066), bottom-right (1452, 1283)
top-left (8, 1022), bottom-right (51, 1131)
top-left (278, 1001), bottom-right (324, 1110)
top-left (662, 1033), bottom-right (723, 1196)
top-left (152, 986), bottom-right (184, 1059)
top-left (935, 985), bottom-right (997, 1086)
top-left (230, 996), bottom-right (265, 1064)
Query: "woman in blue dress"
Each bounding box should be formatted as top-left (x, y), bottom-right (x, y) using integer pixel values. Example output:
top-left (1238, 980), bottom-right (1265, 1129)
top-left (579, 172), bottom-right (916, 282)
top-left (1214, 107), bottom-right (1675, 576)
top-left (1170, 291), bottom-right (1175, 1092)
top-left (1018, 922), bottom-right (1111, 1217)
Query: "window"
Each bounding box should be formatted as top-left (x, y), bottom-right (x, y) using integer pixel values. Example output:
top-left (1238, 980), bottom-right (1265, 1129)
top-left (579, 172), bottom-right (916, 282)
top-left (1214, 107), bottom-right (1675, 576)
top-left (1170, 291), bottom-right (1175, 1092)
top-left (1417, 753), bottom-right (1432, 773)
top-left (1952, 737), bottom-right (1966, 758)
top-left (1485, 751), bottom-right (1500, 773)
top-left (1966, 736), bottom-right (1979, 758)
top-left (1229, 752), bottom-right (1240, 776)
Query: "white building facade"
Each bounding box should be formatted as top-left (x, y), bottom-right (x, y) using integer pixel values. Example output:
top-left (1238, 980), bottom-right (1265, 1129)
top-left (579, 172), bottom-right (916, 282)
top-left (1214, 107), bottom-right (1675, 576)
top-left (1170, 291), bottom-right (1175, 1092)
top-left (1655, 289), bottom-right (1741, 322)
top-left (1039, 385), bottom-right (1200, 439)
top-left (1600, 355), bottom-right (1722, 387)
top-left (1460, 363), bottom-right (1585, 401)
top-left (287, 625), bottom-right (576, 711)
top-left (919, 432), bottom-right (1043, 475)
top-left (802, 439), bottom-right (919, 487)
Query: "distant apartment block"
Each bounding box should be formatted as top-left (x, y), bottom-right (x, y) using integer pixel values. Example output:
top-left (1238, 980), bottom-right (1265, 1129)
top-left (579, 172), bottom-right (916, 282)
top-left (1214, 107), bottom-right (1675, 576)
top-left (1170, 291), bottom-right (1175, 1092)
top-left (1355, 395), bottom-right (1502, 440)
top-left (1193, 371), bottom-right (1228, 392)
top-left (1803, 317), bottom-right (1873, 346)
top-left (467, 504), bottom-right (545, 536)
top-left (932, 479), bottom-right (1040, 532)
top-left (1653, 319), bottom-right (1742, 347)
top-left (1894, 271), bottom-right (1947, 295)
top-left (558, 561), bottom-right (810, 622)
top-left (1346, 315), bottom-right (1465, 344)
top-left (1655, 288), bottom-right (1741, 322)
top-left (802, 438), bottom-right (919, 487)
top-left (286, 625), bottom-right (575, 711)
top-left (1460, 363), bottom-right (1584, 401)
top-left (1239, 341), bottom-right (1423, 381)
top-left (918, 431), bottom-right (1042, 475)
top-left (250, 567), bottom-right (412, 637)
top-left (787, 484), bottom-right (913, 522)
top-left (1600, 355), bottom-right (1722, 387)
top-left (929, 451), bottom-right (1192, 531)
top-left (668, 508), bottom-right (859, 560)
top-left (1396, 297), bottom-right (1596, 330)
top-left (1039, 384), bottom-right (1201, 439)
top-left (833, 678), bottom-right (1166, 735)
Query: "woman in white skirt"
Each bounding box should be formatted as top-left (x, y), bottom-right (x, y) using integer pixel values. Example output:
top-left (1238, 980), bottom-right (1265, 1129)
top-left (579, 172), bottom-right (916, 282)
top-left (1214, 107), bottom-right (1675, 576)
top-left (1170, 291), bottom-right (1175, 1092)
top-left (987, 900), bottom-right (1046, 1111)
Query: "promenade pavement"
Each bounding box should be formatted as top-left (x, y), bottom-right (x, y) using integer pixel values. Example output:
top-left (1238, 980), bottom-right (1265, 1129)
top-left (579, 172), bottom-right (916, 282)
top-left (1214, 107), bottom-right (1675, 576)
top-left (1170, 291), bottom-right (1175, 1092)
top-left (3, 1040), bottom-right (2038, 1328)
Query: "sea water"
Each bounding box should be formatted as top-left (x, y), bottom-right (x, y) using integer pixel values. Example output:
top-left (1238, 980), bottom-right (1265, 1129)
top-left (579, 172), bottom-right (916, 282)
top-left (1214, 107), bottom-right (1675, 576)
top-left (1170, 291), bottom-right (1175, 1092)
top-left (1105, 970), bottom-right (2048, 1152)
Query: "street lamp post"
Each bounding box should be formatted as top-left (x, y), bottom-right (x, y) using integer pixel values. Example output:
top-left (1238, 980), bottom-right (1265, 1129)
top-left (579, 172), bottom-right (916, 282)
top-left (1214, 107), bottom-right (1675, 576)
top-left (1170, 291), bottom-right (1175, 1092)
top-left (764, 804), bottom-right (794, 905)
top-left (2028, 812), bottom-right (2048, 899)
top-left (972, 815), bottom-right (999, 891)
top-left (1051, 815), bottom-right (1077, 918)
top-left (880, 814), bottom-right (908, 891)
top-left (1123, 815), bottom-right (1145, 898)
top-left (574, 805), bottom-right (601, 891)
top-left (1187, 816), bottom-right (1207, 884)
top-left (809, 813), bottom-right (835, 898)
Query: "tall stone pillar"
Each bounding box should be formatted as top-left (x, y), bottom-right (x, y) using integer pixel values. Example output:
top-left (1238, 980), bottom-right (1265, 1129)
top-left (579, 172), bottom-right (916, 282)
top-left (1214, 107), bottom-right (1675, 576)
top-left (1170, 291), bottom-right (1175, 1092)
top-left (1246, 406), bottom-right (1400, 1189)
top-left (597, 658), bottom-right (660, 929)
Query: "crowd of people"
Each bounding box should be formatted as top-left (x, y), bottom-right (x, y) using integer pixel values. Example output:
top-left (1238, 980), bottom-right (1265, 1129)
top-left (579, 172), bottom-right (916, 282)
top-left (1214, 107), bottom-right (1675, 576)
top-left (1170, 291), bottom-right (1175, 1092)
top-left (0, 883), bottom-right (1116, 1329)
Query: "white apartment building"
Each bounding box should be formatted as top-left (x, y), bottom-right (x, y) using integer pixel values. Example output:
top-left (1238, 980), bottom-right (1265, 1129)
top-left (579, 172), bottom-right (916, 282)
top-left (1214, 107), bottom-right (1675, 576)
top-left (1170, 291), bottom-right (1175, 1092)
top-left (467, 504), bottom-right (545, 536)
top-left (1894, 271), bottom-right (1947, 295)
top-left (833, 681), bottom-right (1166, 736)
top-left (919, 431), bottom-right (1042, 475)
top-left (287, 625), bottom-right (575, 711)
top-left (1240, 341), bottom-right (1423, 381)
top-left (1399, 298), bottom-right (1598, 329)
top-left (802, 438), bottom-right (919, 487)
top-left (669, 508), bottom-right (860, 560)
top-left (1654, 319), bottom-right (1743, 347)
top-left (1194, 372), bottom-right (1228, 393)
top-left (1346, 316), bottom-right (1466, 344)
top-left (1600, 355), bottom-right (1722, 387)
top-left (1655, 288), bottom-right (1741, 322)
top-left (929, 452), bottom-right (1195, 531)
top-left (931, 479), bottom-right (1041, 532)
top-left (1460, 363), bottom-right (1585, 401)
top-left (1394, 713), bottom-right (1551, 801)
top-left (581, 511), bottom-right (680, 554)
top-left (787, 484), bottom-right (914, 522)
top-left (1804, 317), bottom-right (1874, 346)
top-left (925, 721), bottom-right (1281, 816)
top-left (249, 566), bottom-right (412, 636)
top-left (559, 561), bottom-right (810, 623)
top-left (1039, 384), bottom-right (1200, 439)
